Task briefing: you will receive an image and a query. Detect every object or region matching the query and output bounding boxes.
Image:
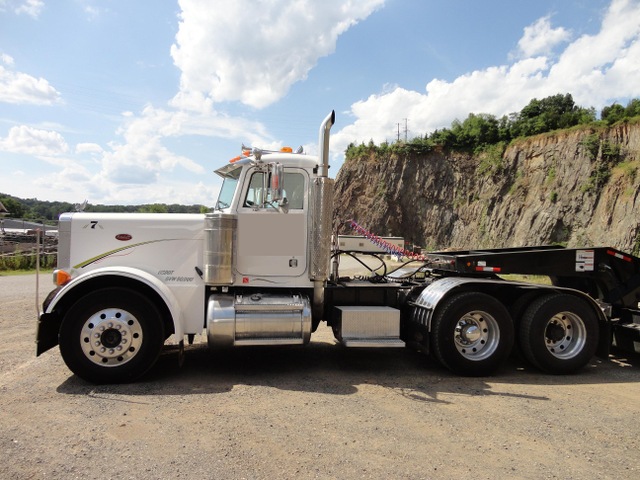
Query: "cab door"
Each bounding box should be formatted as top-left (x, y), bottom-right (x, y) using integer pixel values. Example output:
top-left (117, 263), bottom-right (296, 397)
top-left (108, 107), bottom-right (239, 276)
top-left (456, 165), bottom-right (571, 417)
top-left (235, 167), bottom-right (308, 278)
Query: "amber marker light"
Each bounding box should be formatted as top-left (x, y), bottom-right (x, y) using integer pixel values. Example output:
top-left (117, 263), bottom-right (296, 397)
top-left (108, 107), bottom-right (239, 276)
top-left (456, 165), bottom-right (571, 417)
top-left (53, 269), bottom-right (71, 286)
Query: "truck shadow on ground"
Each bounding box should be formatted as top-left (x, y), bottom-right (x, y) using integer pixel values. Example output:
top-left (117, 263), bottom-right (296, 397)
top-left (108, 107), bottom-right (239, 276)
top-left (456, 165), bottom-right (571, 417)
top-left (56, 340), bottom-right (640, 405)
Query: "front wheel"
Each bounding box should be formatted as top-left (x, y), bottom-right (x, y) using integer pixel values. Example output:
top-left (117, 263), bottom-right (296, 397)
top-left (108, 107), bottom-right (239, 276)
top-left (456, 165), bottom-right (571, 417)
top-left (59, 287), bottom-right (165, 384)
top-left (431, 292), bottom-right (514, 376)
top-left (519, 293), bottom-right (599, 374)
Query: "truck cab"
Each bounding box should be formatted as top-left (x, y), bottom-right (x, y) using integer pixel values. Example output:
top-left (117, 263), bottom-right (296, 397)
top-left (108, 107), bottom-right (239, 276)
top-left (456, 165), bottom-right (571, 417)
top-left (202, 141), bottom-right (336, 351)
top-left (212, 152), bottom-right (317, 285)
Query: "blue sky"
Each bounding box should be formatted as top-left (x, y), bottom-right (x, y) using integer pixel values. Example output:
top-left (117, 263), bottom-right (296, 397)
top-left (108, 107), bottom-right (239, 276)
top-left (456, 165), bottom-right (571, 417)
top-left (1, 0), bottom-right (639, 206)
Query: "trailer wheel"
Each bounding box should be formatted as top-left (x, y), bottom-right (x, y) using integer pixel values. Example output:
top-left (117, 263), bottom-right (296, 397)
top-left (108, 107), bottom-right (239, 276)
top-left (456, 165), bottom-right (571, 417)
top-left (519, 294), bottom-right (599, 374)
top-left (59, 287), bottom-right (165, 384)
top-left (431, 292), bottom-right (514, 376)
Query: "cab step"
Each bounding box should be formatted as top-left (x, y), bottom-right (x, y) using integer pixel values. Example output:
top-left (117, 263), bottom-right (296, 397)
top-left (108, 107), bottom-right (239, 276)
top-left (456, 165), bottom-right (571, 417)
top-left (334, 306), bottom-right (405, 348)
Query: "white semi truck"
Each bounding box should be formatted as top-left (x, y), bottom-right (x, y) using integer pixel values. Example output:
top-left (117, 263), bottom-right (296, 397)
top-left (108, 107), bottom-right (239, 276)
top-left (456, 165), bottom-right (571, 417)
top-left (37, 111), bottom-right (640, 384)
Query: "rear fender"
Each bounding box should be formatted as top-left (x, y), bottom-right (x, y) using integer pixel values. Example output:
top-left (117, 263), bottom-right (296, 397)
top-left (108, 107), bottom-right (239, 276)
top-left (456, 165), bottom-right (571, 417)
top-left (412, 277), bottom-right (608, 332)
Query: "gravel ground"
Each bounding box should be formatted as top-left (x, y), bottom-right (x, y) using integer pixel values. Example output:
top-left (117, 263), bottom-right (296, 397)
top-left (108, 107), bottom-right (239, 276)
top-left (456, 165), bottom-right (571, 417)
top-left (1, 273), bottom-right (640, 479)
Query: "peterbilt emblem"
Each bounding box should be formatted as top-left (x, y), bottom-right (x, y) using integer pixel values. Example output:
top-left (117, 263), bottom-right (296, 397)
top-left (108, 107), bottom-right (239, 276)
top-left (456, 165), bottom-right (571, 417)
top-left (115, 234), bottom-right (132, 241)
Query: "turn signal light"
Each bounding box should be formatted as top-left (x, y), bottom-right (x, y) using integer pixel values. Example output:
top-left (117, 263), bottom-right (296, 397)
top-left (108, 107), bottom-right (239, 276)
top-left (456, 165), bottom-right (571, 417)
top-left (53, 269), bottom-right (71, 286)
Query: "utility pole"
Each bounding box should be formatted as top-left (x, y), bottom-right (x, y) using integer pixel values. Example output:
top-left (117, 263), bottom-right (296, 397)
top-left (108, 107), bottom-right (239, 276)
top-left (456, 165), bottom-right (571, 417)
top-left (403, 118), bottom-right (409, 142)
top-left (396, 123), bottom-right (401, 142)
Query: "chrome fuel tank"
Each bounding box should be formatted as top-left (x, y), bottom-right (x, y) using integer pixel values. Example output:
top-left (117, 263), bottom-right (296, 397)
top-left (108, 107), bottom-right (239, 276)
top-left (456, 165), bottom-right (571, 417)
top-left (207, 293), bottom-right (312, 347)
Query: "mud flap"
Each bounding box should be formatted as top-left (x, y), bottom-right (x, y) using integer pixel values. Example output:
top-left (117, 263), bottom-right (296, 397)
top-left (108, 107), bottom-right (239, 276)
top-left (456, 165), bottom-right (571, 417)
top-left (36, 312), bottom-right (61, 356)
top-left (596, 322), bottom-right (611, 359)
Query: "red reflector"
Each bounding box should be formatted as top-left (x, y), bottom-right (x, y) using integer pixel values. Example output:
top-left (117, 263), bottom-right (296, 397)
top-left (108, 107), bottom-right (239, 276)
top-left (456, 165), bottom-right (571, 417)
top-left (475, 266), bottom-right (501, 273)
top-left (607, 250), bottom-right (632, 262)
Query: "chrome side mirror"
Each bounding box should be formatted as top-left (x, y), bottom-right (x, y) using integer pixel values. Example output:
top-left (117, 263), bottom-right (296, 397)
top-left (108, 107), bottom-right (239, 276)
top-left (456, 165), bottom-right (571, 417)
top-left (269, 162), bottom-right (284, 203)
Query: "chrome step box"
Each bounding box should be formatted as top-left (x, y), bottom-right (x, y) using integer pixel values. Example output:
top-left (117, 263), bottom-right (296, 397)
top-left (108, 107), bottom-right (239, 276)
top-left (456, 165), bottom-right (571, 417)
top-left (334, 306), bottom-right (405, 348)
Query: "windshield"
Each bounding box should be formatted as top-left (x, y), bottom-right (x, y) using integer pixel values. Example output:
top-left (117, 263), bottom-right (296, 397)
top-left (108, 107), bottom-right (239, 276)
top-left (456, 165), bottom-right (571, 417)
top-left (215, 166), bottom-right (242, 210)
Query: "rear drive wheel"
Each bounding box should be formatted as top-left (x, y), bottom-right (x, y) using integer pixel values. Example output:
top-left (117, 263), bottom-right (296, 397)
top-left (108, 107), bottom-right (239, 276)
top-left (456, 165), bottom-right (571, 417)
top-left (431, 292), bottom-right (514, 376)
top-left (59, 287), bottom-right (165, 384)
top-left (519, 293), bottom-right (599, 374)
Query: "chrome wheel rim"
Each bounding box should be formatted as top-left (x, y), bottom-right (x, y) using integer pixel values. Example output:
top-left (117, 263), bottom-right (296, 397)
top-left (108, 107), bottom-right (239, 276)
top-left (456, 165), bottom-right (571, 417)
top-left (544, 311), bottom-right (586, 359)
top-left (80, 308), bottom-right (143, 367)
top-left (454, 311), bottom-right (500, 361)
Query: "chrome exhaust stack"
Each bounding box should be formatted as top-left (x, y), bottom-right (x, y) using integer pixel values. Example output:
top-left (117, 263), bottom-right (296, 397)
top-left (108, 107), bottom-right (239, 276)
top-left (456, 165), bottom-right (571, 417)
top-left (317, 110), bottom-right (335, 178)
top-left (310, 110), bottom-right (335, 324)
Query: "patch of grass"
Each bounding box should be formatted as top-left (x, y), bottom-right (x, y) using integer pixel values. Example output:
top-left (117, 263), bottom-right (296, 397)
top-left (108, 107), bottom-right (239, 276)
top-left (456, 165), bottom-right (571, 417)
top-left (0, 268), bottom-right (54, 276)
top-left (580, 133), bottom-right (600, 160)
top-left (477, 142), bottom-right (506, 176)
top-left (613, 160), bottom-right (638, 183)
top-left (0, 252), bottom-right (56, 271)
top-left (633, 232), bottom-right (640, 257)
top-left (546, 166), bottom-right (556, 184)
top-left (499, 274), bottom-right (552, 285)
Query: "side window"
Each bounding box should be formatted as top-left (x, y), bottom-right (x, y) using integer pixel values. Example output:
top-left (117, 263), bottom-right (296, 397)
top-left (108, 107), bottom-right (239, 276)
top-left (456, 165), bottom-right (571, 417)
top-left (283, 173), bottom-right (305, 209)
top-left (244, 171), bottom-right (306, 209)
top-left (244, 172), bottom-right (266, 207)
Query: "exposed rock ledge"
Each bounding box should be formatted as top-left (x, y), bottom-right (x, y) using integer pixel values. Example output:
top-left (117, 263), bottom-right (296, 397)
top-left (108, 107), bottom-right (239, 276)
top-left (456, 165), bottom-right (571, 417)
top-left (333, 122), bottom-right (640, 254)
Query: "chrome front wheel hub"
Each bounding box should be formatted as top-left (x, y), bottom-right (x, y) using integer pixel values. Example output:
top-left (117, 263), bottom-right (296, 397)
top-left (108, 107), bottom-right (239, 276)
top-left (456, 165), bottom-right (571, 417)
top-left (80, 308), bottom-right (143, 367)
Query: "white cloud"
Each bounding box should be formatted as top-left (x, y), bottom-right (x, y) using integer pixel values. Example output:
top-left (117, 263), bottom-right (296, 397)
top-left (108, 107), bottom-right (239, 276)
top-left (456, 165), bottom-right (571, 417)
top-left (45, 170), bottom-right (221, 206)
top-left (15, 0), bottom-right (384, 204)
top-left (547, 0), bottom-right (640, 106)
top-left (98, 106), bottom-right (208, 186)
top-left (332, 0), bottom-right (640, 157)
top-left (1, 54), bottom-right (14, 66)
top-left (516, 16), bottom-right (571, 58)
top-left (0, 125), bottom-right (69, 156)
top-left (0, 64), bottom-right (62, 106)
top-left (170, 0), bottom-right (385, 110)
top-left (0, 0), bottom-right (44, 17)
top-left (83, 5), bottom-right (104, 21)
top-left (75, 143), bottom-right (104, 155)
top-left (15, 0), bottom-right (42, 17)
top-left (34, 164), bottom-right (92, 191)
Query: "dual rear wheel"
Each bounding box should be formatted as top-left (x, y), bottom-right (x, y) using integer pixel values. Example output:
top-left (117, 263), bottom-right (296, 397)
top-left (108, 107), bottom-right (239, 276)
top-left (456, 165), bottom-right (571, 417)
top-left (430, 292), bottom-right (599, 376)
top-left (519, 293), bottom-right (599, 374)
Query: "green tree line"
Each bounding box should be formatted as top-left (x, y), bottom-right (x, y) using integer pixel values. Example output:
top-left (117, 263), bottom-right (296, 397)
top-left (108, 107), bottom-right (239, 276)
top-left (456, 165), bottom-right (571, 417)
top-left (0, 194), bottom-right (208, 222)
top-left (346, 94), bottom-right (640, 159)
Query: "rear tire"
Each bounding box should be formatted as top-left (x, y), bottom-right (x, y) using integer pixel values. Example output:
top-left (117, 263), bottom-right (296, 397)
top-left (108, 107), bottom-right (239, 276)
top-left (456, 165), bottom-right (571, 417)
top-left (59, 287), bottom-right (165, 384)
top-left (519, 293), bottom-right (599, 374)
top-left (431, 292), bottom-right (514, 376)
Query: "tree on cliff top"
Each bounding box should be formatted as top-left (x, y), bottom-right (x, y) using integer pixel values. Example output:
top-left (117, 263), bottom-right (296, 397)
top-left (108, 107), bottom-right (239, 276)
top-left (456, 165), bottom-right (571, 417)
top-left (510, 93), bottom-right (595, 137)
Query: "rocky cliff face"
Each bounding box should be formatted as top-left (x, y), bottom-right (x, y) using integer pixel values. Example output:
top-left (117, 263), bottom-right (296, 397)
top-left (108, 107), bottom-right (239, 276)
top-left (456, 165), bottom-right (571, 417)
top-left (333, 122), bottom-right (640, 254)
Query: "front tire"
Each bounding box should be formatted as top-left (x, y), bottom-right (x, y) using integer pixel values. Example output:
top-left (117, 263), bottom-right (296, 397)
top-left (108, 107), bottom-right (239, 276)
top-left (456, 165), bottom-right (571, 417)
top-left (59, 287), bottom-right (165, 384)
top-left (431, 292), bottom-right (514, 376)
top-left (519, 293), bottom-right (599, 374)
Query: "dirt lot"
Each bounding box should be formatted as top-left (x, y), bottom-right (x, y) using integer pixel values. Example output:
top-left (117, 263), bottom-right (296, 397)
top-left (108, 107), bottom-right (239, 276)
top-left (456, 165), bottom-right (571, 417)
top-left (1, 273), bottom-right (639, 479)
